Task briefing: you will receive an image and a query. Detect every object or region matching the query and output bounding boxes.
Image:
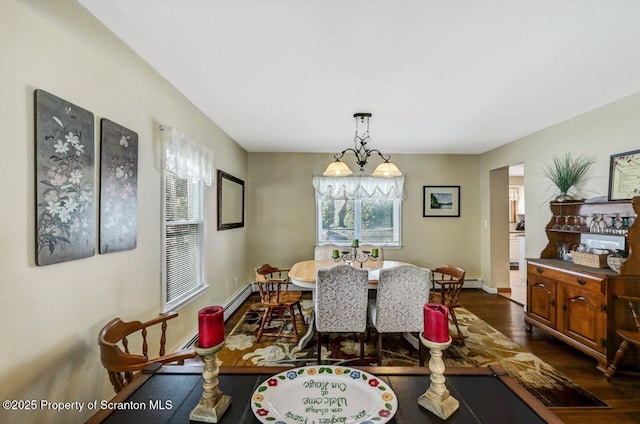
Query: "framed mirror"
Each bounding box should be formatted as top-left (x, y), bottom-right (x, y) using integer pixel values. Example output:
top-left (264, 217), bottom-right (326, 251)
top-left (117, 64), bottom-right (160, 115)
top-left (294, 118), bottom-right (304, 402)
top-left (217, 170), bottom-right (245, 230)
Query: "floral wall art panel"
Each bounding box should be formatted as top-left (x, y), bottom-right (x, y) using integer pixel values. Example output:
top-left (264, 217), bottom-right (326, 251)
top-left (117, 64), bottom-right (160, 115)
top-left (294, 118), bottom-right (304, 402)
top-left (35, 89), bottom-right (95, 266)
top-left (99, 118), bottom-right (138, 253)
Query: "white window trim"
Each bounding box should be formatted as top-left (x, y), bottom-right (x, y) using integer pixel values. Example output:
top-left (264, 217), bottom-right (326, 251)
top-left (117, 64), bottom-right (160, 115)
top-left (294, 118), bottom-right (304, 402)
top-left (161, 169), bottom-right (209, 313)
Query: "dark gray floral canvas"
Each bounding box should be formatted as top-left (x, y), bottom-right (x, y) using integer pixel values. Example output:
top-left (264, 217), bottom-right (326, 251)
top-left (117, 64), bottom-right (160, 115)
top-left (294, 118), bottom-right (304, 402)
top-left (35, 89), bottom-right (95, 266)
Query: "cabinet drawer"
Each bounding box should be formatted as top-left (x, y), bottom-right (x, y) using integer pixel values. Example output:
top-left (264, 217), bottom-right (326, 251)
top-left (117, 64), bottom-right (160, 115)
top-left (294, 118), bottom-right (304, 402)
top-left (527, 263), bottom-right (604, 294)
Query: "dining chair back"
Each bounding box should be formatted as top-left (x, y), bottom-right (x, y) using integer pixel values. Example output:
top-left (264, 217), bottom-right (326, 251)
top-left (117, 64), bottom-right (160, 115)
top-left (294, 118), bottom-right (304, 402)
top-left (315, 264), bottom-right (369, 363)
top-left (255, 263), bottom-right (305, 342)
top-left (431, 264), bottom-right (466, 345)
top-left (314, 244), bottom-right (340, 260)
top-left (369, 265), bottom-right (431, 365)
top-left (98, 313), bottom-right (196, 393)
top-left (314, 245), bottom-right (384, 261)
top-left (359, 245), bottom-right (384, 261)
top-left (605, 295), bottom-right (640, 381)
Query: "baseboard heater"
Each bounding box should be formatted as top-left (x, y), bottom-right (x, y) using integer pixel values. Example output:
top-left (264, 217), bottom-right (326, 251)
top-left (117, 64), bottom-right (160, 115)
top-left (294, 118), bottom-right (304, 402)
top-left (181, 282), bottom-right (253, 349)
top-left (462, 278), bottom-right (482, 289)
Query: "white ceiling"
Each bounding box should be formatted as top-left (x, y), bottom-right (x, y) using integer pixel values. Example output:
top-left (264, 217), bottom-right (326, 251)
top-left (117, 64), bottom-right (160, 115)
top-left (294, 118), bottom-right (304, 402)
top-left (79, 0), bottom-right (640, 155)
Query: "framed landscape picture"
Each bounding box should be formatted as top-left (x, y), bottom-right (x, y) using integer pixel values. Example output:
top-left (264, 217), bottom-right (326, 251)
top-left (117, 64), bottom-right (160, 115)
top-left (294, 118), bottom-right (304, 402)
top-left (423, 185), bottom-right (460, 217)
top-left (35, 89), bottom-right (95, 265)
top-left (99, 118), bottom-right (138, 253)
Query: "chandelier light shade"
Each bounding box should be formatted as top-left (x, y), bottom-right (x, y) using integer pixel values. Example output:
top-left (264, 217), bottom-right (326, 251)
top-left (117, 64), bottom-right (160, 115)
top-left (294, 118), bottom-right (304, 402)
top-left (323, 113), bottom-right (401, 177)
top-left (372, 161), bottom-right (402, 177)
top-left (323, 160), bottom-right (353, 176)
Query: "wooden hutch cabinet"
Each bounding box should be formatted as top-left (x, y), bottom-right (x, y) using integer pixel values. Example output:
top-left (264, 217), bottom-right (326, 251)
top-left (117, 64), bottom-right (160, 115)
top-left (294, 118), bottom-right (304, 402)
top-left (525, 197), bottom-right (640, 372)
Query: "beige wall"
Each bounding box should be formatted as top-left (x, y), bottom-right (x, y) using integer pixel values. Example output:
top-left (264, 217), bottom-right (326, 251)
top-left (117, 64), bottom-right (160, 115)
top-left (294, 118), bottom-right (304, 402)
top-left (0, 1), bottom-right (249, 422)
top-left (247, 152), bottom-right (482, 277)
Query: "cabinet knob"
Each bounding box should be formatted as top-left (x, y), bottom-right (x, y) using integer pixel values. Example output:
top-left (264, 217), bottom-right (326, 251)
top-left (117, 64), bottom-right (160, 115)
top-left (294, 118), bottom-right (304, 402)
top-left (550, 299), bottom-right (556, 307)
top-left (536, 267), bottom-right (544, 274)
top-left (562, 304), bottom-right (567, 311)
top-left (577, 278), bottom-right (587, 285)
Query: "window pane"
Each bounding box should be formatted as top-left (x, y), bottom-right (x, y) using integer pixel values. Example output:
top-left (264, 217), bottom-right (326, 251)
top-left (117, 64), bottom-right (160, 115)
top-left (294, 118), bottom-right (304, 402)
top-left (165, 223), bottom-right (201, 303)
top-left (319, 199), bottom-right (355, 242)
top-left (163, 169), bottom-right (205, 312)
top-left (165, 171), bottom-right (201, 221)
top-left (361, 199), bottom-right (395, 243)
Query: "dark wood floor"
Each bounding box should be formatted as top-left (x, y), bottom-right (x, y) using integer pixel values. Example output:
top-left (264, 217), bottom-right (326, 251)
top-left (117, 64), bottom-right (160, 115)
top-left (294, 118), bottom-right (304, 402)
top-left (226, 290), bottom-right (640, 423)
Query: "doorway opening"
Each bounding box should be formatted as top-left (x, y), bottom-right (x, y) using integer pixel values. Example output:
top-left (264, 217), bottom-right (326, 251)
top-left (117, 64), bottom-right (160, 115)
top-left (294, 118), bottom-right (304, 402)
top-left (506, 164), bottom-right (526, 305)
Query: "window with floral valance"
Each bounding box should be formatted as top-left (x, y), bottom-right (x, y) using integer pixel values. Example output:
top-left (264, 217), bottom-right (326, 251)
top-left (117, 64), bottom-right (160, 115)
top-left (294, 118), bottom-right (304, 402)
top-left (313, 176), bottom-right (405, 246)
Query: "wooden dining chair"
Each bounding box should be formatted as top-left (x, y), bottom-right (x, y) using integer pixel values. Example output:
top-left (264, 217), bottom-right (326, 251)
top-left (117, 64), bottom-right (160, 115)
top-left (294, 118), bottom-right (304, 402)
top-left (369, 265), bottom-right (431, 365)
top-left (98, 313), bottom-right (197, 393)
top-left (605, 295), bottom-right (640, 381)
top-left (431, 264), bottom-right (466, 345)
top-left (255, 264), bottom-right (305, 342)
top-left (315, 264), bottom-right (369, 364)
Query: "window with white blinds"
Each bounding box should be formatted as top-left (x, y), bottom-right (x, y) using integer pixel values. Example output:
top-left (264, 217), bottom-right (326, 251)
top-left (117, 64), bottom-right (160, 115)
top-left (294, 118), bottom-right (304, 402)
top-left (162, 170), bottom-right (207, 312)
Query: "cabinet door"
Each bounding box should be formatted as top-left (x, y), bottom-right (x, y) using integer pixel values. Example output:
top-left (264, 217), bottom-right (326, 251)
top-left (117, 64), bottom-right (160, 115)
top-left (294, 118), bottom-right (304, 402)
top-left (527, 275), bottom-right (556, 327)
top-left (509, 237), bottom-right (519, 262)
top-left (557, 285), bottom-right (606, 353)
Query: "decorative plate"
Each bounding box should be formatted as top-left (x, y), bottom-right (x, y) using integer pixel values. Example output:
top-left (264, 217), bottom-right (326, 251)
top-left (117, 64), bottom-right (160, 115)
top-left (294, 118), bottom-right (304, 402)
top-left (251, 365), bottom-right (398, 423)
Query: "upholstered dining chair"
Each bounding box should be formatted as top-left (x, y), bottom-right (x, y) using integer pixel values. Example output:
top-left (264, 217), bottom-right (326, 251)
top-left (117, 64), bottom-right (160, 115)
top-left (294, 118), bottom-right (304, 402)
top-left (255, 263), bottom-right (305, 342)
top-left (605, 295), bottom-right (640, 381)
top-left (369, 265), bottom-right (431, 366)
top-left (98, 313), bottom-right (197, 393)
top-left (314, 245), bottom-right (384, 261)
top-left (431, 264), bottom-right (466, 345)
top-left (359, 245), bottom-right (384, 261)
top-left (315, 264), bottom-right (369, 364)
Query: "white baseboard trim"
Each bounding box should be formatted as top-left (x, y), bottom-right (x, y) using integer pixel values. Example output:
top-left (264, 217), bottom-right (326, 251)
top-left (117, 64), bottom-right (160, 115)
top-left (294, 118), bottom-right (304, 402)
top-left (482, 285), bottom-right (498, 294)
top-left (181, 282), bottom-right (253, 349)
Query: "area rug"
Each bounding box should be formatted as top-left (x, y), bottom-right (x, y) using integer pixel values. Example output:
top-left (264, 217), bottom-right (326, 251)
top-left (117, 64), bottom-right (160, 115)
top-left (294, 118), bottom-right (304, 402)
top-left (217, 300), bottom-right (607, 408)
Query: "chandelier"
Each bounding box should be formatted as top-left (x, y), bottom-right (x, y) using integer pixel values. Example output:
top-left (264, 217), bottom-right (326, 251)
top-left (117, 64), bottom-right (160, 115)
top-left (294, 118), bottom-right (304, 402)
top-left (323, 113), bottom-right (402, 177)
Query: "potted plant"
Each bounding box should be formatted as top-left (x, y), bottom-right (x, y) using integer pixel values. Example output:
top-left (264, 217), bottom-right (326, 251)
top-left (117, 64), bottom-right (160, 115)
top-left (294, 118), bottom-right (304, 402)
top-left (542, 153), bottom-right (595, 202)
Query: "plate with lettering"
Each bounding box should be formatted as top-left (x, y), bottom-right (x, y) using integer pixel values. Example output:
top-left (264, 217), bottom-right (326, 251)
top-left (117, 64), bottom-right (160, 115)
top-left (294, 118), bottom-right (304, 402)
top-left (251, 365), bottom-right (398, 423)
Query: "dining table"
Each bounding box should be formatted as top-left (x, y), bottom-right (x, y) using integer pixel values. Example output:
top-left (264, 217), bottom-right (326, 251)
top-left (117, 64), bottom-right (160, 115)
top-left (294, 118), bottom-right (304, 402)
top-left (288, 259), bottom-right (412, 350)
top-left (87, 364), bottom-right (562, 423)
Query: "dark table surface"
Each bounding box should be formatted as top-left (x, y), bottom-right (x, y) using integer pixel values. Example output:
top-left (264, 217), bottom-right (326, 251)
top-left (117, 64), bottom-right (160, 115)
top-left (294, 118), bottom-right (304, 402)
top-left (88, 365), bottom-right (562, 424)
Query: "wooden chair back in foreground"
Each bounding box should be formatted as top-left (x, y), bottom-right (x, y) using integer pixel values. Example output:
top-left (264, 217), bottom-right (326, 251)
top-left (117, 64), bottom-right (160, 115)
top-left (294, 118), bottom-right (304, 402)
top-left (255, 263), bottom-right (305, 342)
top-left (98, 312), bottom-right (197, 393)
top-left (431, 264), bottom-right (466, 345)
top-left (605, 295), bottom-right (640, 381)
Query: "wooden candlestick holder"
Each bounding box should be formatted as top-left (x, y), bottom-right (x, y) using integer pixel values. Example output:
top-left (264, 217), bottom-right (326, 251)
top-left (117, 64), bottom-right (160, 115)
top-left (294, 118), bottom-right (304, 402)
top-left (189, 342), bottom-right (232, 423)
top-left (417, 333), bottom-right (459, 420)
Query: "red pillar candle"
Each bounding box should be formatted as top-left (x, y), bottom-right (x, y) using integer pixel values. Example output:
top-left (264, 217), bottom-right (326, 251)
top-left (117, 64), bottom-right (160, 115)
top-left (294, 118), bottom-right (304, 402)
top-left (198, 306), bottom-right (225, 348)
top-left (423, 303), bottom-right (449, 343)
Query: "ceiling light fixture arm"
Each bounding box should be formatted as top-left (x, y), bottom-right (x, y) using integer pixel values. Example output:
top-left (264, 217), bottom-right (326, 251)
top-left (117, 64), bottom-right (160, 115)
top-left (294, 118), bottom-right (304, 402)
top-left (332, 113), bottom-right (392, 172)
top-left (323, 112), bottom-right (401, 177)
